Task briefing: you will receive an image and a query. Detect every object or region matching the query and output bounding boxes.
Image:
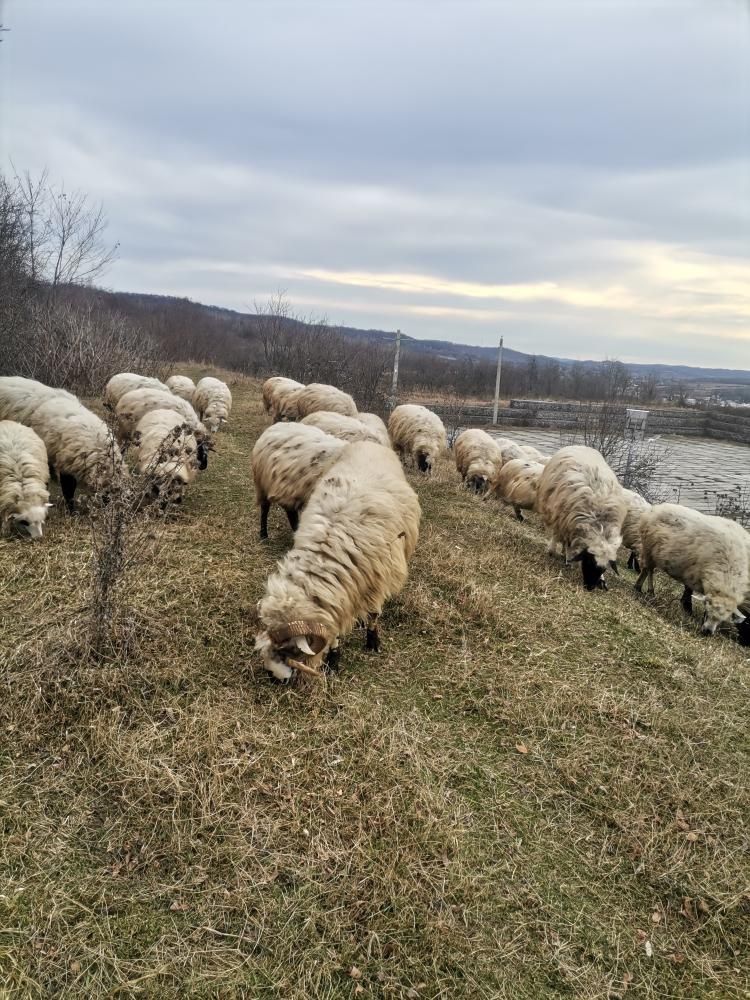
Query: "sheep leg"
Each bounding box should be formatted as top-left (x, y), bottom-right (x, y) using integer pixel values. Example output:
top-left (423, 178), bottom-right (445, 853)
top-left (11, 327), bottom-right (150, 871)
top-left (365, 612), bottom-right (380, 652)
top-left (627, 550), bottom-right (641, 572)
top-left (635, 565), bottom-right (655, 596)
top-left (324, 637), bottom-right (341, 673)
top-left (681, 586), bottom-right (693, 615)
top-left (60, 473), bottom-right (78, 513)
top-left (285, 507), bottom-right (299, 532)
top-left (514, 505), bottom-right (524, 522)
top-left (259, 499), bottom-right (271, 540)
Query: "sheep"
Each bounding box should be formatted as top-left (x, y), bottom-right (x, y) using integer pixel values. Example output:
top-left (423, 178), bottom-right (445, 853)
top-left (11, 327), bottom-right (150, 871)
top-left (114, 388), bottom-right (208, 469)
top-left (104, 373), bottom-right (169, 410)
top-left (453, 429), bottom-right (502, 493)
top-left (0, 420), bottom-right (52, 539)
top-left (194, 376), bottom-right (232, 432)
top-left (519, 444), bottom-right (548, 463)
top-left (536, 445), bottom-right (626, 590)
top-left (497, 440), bottom-right (526, 465)
top-left (262, 376), bottom-right (304, 422)
top-left (255, 441), bottom-right (421, 681)
top-left (489, 458), bottom-right (544, 521)
top-left (300, 411), bottom-right (386, 445)
top-left (27, 396), bottom-right (126, 511)
top-left (621, 489), bottom-right (651, 571)
top-left (357, 412), bottom-right (390, 446)
top-left (388, 404), bottom-right (447, 473)
top-left (291, 383), bottom-right (358, 421)
top-left (132, 409), bottom-right (200, 506)
top-left (635, 503), bottom-right (750, 635)
top-left (251, 422), bottom-right (347, 539)
top-left (0, 376), bottom-right (77, 423)
top-left (166, 375), bottom-right (196, 404)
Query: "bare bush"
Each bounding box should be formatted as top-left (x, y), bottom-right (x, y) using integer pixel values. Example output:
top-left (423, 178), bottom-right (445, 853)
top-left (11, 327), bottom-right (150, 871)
top-left (712, 484), bottom-right (750, 528)
top-left (439, 394), bottom-right (472, 448)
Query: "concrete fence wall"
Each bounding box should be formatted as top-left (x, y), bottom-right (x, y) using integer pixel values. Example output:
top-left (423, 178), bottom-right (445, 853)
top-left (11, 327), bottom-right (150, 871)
top-left (425, 398), bottom-right (750, 445)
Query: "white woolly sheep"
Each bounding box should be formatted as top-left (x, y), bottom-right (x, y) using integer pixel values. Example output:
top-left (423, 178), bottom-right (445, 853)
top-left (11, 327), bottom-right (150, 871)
top-left (0, 420), bottom-right (52, 539)
top-left (635, 503), bottom-right (750, 635)
top-left (388, 404), bottom-right (447, 474)
top-left (166, 375), bottom-right (196, 404)
top-left (251, 422), bottom-right (347, 539)
top-left (300, 411), bottom-right (386, 445)
top-left (0, 376), bottom-right (78, 423)
top-left (621, 489), bottom-right (651, 571)
top-left (104, 373), bottom-right (169, 410)
top-left (519, 444), bottom-right (548, 463)
top-left (114, 388), bottom-right (208, 469)
top-left (132, 409), bottom-right (200, 506)
top-left (490, 458), bottom-right (544, 521)
top-left (536, 445), bottom-right (626, 591)
top-left (255, 440), bottom-right (421, 681)
top-left (356, 412), bottom-right (390, 446)
top-left (194, 377), bottom-right (232, 432)
top-left (27, 396), bottom-right (126, 511)
top-left (453, 429), bottom-right (502, 493)
top-left (291, 383), bottom-right (358, 421)
top-left (262, 376), bottom-right (304, 422)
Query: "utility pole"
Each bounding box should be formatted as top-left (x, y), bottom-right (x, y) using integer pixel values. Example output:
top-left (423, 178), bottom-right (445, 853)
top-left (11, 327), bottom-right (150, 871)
top-left (390, 328), bottom-right (401, 409)
top-left (492, 335), bottom-right (504, 425)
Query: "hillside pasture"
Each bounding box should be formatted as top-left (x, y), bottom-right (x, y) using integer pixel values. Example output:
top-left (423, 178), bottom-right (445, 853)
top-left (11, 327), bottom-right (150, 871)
top-left (0, 372), bottom-right (748, 998)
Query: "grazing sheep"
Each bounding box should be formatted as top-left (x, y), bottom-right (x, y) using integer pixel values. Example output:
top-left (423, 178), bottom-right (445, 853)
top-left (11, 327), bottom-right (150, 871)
top-left (114, 388), bottom-right (208, 468)
top-left (292, 383), bottom-right (358, 421)
top-left (132, 409), bottom-right (200, 506)
top-left (251, 422), bottom-right (347, 539)
top-left (356, 412), bottom-right (390, 446)
top-left (104, 373), bottom-right (169, 410)
top-left (262, 376), bottom-right (304, 422)
top-left (453, 429), bottom-right (502, 492)
top-left (621, 489), bottom-right (651, 571)
top-left (497, 440), bottom-right (526, 465)
top-left (300, 411), bottom-right (385, 445)
top-left (388, 404), bottom-right (447, 473)
top-left (0, 420), bottom-right (51, 539)
top-left (0, 376), bottom-right (77, 423)
top-left (536, 445), bottom-right (626, 590)
top-left (635, 503), bottom-right (750, 635)
top-left (490, 458), bottom-right (544, 521)
top-left (27, 396), bottom-right (126, 511)
top-left (166, 375), bottom-right (196, 404)
top-left (519, 444), bottom-right (548, 463)
top-left (255, 441), bottom-right (421, 681)
top-left (194, 377), bottom-right (232, 432)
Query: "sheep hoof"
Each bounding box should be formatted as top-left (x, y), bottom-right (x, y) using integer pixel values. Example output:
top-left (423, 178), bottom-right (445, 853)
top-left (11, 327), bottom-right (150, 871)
top-left (365, 629), bottom-right (380, 653)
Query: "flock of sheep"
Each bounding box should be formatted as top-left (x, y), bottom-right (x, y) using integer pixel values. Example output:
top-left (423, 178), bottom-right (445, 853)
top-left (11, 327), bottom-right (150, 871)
top-left (1, 369), bottom-right (748, 683)
top-left (0, 373), bottom-right (232, 530)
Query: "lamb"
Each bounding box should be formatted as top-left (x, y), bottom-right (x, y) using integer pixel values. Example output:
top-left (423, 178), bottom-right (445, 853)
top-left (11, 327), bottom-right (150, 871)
top-left (262, 376), bottom-right (304, 422)
top-left (166, 375), bottom-right (196, 404)
top-left (300, 411), bottom-right (386, 445)
top-left (251, 422), bottom-right (347, 539)
top-left (635, 503), bottom-right (750, 635)
top-left (0, 376), bottom-right (77, 423)
top-left (104, 373), bottom-right (169, 410)
top-left (114, 388), bottom-right (208, 469)
top-left (453, 428), bottom-right (502, 492)
top-left (27, 396), bottom-right (126, 511)
top-left (132, 409), bottom-right (200, 506)
top-left (489, 458), bottom-right (544, 521)
top-left (621, 489), bottom-right (651, 571)
top-left (291, 383), bottom-right (358, 421)
top-left (0, 420), bottom-right (52, 539)
top-left (388, 404), bottom-right (447, 473)
top-left (255, 441), bottom-right (421, 681)
top-left (193, 377), bottom-right (232, 432)
top-left (536, 445), bottom-right (626, 590)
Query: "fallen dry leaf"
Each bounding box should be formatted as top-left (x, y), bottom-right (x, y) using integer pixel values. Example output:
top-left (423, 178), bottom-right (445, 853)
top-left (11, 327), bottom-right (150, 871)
top-left (170, 900), bottom-right (189, 912)
top-left (668, 952), bottom-right (686, 965)
top-left (69, 961), bottom-right (81, 974)
top-left (349, 966), bottom-right (362, 980)
top-left (651, 910), bottom-right (662, 924)
top-left (685, 831), bottom-right (699, 842)
top-left (515, 743), bottom-right (529, 754)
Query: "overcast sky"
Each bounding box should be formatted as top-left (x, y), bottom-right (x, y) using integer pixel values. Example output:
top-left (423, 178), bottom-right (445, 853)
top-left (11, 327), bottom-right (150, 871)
top-left (2, 0), bottom-right (749, 366)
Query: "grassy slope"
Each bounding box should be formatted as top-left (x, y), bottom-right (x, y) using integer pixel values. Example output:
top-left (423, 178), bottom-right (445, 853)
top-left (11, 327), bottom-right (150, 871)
top-left (1, 372), bottom-right (748, 999)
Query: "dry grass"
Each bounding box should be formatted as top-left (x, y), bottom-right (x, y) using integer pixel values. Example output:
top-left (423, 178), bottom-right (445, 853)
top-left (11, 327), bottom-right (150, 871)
top-left (1, 369), bottom-right (748, 998)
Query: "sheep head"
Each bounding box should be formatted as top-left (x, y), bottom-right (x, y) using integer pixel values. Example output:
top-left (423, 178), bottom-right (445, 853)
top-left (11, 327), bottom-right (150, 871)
top-left (255, 620), bottom-right (331, 682)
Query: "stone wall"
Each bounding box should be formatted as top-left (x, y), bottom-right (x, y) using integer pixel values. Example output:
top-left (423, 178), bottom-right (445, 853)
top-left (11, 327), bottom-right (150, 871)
top-left (425, 398), bottom-right (750, 445)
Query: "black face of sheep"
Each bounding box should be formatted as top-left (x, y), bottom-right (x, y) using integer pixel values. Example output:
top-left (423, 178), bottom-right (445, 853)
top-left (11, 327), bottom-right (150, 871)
top-left (468, 475), bottom-right (488, 494)
top-left (416, 451), bottom-right (431, 474)
top-left (573, 550), bottom-right (606, 591)
top-left (736, 616), bottom-right (750, 647)
top-left (197, 442), bottom-right (209, 470)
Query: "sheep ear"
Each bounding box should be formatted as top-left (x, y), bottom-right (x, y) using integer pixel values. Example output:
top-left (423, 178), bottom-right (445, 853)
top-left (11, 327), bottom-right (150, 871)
top-left (293, 636), bottom-right (315, 656)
